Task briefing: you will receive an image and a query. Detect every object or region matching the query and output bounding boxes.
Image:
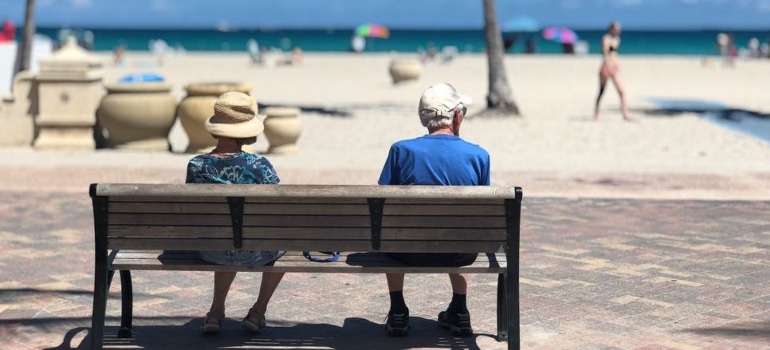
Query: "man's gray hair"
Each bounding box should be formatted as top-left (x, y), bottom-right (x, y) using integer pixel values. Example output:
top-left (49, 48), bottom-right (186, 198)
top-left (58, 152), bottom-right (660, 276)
top-left (419, 107), bottom-right (456, 128)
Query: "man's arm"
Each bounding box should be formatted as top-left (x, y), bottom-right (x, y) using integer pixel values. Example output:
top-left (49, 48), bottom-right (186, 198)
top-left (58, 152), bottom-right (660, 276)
top-left (480, 153), bottom-right (491, 186)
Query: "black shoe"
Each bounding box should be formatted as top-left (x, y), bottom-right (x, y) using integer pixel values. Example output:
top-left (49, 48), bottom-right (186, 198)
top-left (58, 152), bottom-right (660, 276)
top-left (385, 309), bottom-right (409, 336)
top-left (438, 310), bottom-right (473, 337)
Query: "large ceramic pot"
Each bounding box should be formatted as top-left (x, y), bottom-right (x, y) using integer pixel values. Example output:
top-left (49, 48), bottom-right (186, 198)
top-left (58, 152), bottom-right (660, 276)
top-left (388, 58), bottom-right (422, 84)
top-left (96, 82), bottom-right (177, 151)
top-left (177, 82), bottom-right (252, 154)
top-left (263, 107), bottom-right (302, 155)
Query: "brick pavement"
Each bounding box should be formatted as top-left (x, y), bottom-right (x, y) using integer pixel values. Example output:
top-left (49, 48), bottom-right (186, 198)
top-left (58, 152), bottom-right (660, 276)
top-left (1, 191), bottom-right (769, 349)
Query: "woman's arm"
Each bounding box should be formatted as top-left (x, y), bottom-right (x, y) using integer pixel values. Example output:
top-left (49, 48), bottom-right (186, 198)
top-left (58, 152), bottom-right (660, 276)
top-left (601, 35), bottom-right (611, 59)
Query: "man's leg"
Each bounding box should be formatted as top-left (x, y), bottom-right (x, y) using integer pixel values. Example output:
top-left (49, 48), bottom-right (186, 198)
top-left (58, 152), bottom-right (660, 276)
top-left (438, 273), bottom-right (473, 337)
top-left (385, 273), bottom-right (410, 336)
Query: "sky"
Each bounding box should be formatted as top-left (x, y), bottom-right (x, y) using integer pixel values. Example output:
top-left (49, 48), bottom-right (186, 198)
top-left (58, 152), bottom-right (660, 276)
top-left (3, 0), bottom-right (770, 30)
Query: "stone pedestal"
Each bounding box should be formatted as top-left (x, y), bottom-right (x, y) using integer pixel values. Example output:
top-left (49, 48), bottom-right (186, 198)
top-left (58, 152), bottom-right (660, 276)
top-left (33, 37), bottom-right (103, 151)
top-left (0, 71), bottom-right (37, 147)
top-left (263, 107), bottom-right (302, 155)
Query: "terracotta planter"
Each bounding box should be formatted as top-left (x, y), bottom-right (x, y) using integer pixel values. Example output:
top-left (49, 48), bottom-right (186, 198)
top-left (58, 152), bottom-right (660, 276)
top-left (263, 107), bottom-right (302, 155)
top-left (177, 82), bottom-right (252, 154)
top-left (96, 82), bottom-right (177, 151)
top-left (388, 58), bottom-right (422, 84)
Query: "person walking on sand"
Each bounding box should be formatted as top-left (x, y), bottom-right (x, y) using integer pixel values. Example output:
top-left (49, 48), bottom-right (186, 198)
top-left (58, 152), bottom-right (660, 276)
top-left (187, 91), bottom-right (286, 335)
top-left (594, 21), bottom-right (632, 121)
top-left (378, 83), bottom-right (490, 338)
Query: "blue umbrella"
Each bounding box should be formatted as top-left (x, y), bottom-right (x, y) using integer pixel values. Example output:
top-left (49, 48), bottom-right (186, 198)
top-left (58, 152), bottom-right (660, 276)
top-left (502, 15), bottom-right (540, 33)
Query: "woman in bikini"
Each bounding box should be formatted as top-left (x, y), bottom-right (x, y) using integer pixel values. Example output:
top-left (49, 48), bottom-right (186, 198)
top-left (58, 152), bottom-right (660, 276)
top-left (594, 21), bottom-right (632, 121)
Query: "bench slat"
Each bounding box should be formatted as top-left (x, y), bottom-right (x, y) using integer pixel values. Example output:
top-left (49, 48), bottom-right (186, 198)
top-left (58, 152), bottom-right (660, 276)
top-left (95, 184), bottom-right (519, 199)
top-left (381, 216), bottom-right (505, 228)
top-left (378, 241), bottom-right (505, 253)
top-left (110, 250), bottom-right (507, 273)
top-left (105, 226), bottom-right (505, 241)
top-left (109, 214), bottom-right (373, 227)
top-left (106, 226), bottom-right (372, 239)
top-left (383, 204), bottom-right (504, 216)
top-left (111, 202), bottom-right (374, 215)
top-left (107, 238), bottom-right (504, 253)
top-left (380, 228), bottom-right (506, 240)
top-left (108, 238), bottom-right (375, 252)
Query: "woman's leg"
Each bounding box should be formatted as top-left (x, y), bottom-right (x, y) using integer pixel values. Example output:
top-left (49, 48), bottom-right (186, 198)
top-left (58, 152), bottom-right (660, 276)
top-left (594, 72), bottom-right (609, 120)
top-left (610, 75), bottom-right (632, 121)
top-left (250, 272), bottom-right (285, 314)
top-left (208, 271), bottom-right (237, 319)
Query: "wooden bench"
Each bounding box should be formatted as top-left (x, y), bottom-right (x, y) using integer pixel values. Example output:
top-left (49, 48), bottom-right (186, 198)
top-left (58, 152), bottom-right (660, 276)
top-left (89, 183), bottom-right (523, 350)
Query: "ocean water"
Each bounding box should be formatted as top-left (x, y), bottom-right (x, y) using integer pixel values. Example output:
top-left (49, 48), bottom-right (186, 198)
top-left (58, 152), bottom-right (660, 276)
top-left (36, 27), bottom-right (770, 56)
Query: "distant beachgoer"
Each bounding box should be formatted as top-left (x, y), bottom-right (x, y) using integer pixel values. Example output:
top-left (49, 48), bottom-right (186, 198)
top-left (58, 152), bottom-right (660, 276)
top-left (716, 33), bottom-right (736, 68)
top-left (113, 46), bottom-right (126, 66)
top-left (503, 33), bottom-right (518, 52)
top-left (351, 35), bottom-right (365, 53)
top-left (716, 32), bottom-right (729, 60)
top-left (748, 38), bottom-right (760, 58)
top-left (0, 18), bottom-right (15, 42)
top-left (594, 21), bottom-right (632, 121)
top-left (247, 39), bottom-right (260, 64)
top-left (292, 46), bottom-right (303, 65)
top-left (761, 39), bottom-right (770, 58)
top-left (525, 36), bottom-right (537, 54)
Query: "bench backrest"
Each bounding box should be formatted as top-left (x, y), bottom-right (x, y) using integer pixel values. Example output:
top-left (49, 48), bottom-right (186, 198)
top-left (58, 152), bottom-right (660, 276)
top-left (91, 184), bottom-right (522, 254)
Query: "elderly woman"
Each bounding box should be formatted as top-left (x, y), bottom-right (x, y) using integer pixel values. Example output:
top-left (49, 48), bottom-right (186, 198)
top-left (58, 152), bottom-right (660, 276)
top-left (187, 91), bottom-right (285, 335)
top-left (594, 21), bottom-right (633, 121)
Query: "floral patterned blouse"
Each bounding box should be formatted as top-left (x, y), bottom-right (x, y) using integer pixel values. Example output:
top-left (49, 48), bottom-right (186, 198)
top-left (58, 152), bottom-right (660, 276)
top-left (186, 151), bottom-right (284, 268)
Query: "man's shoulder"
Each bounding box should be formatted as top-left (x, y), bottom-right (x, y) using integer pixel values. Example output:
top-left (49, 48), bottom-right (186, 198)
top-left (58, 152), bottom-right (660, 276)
top-left (457, 138), bottom-right (489, 155)
top-left (390, 136), bottom-right (424, 148)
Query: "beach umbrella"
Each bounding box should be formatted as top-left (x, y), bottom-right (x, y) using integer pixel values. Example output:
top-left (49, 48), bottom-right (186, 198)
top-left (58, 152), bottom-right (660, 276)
top-left (542, 26), bottom-right (579, 44)
top-left (355, 24), bottom-right (390, 39)
top-left (501, 15), bottom-right (539, 33)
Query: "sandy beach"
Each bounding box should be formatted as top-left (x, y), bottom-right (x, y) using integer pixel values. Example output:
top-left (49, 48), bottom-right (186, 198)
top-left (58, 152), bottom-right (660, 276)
top-left (3, 52), bottom-right (770, 199)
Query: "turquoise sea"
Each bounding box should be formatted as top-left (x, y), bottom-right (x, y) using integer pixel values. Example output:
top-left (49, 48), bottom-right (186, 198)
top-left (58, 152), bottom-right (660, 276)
top-left (37, 27), bottom-right (770, 56)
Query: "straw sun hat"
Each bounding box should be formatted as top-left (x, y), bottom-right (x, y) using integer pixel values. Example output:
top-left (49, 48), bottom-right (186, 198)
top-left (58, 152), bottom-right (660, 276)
top-left (204, 91), bottom-right (264, 139)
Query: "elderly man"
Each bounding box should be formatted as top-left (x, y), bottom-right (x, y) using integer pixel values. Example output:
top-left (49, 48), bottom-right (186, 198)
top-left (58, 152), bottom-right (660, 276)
top-left (378, 83), bottom-right (490, 337)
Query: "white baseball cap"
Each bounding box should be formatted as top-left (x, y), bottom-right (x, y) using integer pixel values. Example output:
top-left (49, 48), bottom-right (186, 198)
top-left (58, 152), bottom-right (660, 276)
top-left (418, 83), bottom-right (473, 120)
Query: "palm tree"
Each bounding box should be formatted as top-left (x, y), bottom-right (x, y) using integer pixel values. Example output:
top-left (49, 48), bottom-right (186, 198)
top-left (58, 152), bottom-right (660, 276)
top-left (479, 0), bottom-right (520, 117)
top-left (14, 0), bottom-right (36, 74)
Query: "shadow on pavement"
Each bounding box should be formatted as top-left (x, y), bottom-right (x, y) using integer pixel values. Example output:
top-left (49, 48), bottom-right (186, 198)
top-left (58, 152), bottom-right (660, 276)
top-left (44, 316), bottom-right (494, 349)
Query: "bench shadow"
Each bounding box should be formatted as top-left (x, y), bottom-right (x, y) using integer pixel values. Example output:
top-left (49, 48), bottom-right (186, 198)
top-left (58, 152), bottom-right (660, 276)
top-left (49, 316), bottom-right (494, 349)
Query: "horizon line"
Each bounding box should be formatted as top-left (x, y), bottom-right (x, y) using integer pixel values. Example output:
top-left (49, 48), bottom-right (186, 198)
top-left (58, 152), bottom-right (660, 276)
top-left (32, 24), bottom-right (770, 32)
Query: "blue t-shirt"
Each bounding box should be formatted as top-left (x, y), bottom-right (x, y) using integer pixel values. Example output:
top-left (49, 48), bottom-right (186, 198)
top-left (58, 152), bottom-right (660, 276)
top-left (378, 134), bottom-right (490, 186)
top-left (186, 151), bottom-right (284, 268)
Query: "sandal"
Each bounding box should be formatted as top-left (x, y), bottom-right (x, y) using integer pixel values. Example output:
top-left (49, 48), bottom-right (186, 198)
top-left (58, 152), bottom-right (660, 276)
top-left (201, 310), bottom-right (225, 335)
top-left (242, 308), bottom-right (266, 334)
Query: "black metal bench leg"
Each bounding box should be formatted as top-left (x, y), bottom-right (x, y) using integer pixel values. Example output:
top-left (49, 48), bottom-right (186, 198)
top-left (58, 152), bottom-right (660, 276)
top-left (91, 264), bottom-right (109, 350)
top-left (118, 270), bottom-right (133, 338)
top-left (497, 272), bottom-right (508, 342)
top-left (507, 269), bottom-right (520, 350)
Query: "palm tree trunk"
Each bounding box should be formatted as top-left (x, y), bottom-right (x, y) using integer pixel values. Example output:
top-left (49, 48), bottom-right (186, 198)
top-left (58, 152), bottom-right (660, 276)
top-left (15, 0), bottom-right (36, 74)
top-left (481, 0), bottom-right (520, 116)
